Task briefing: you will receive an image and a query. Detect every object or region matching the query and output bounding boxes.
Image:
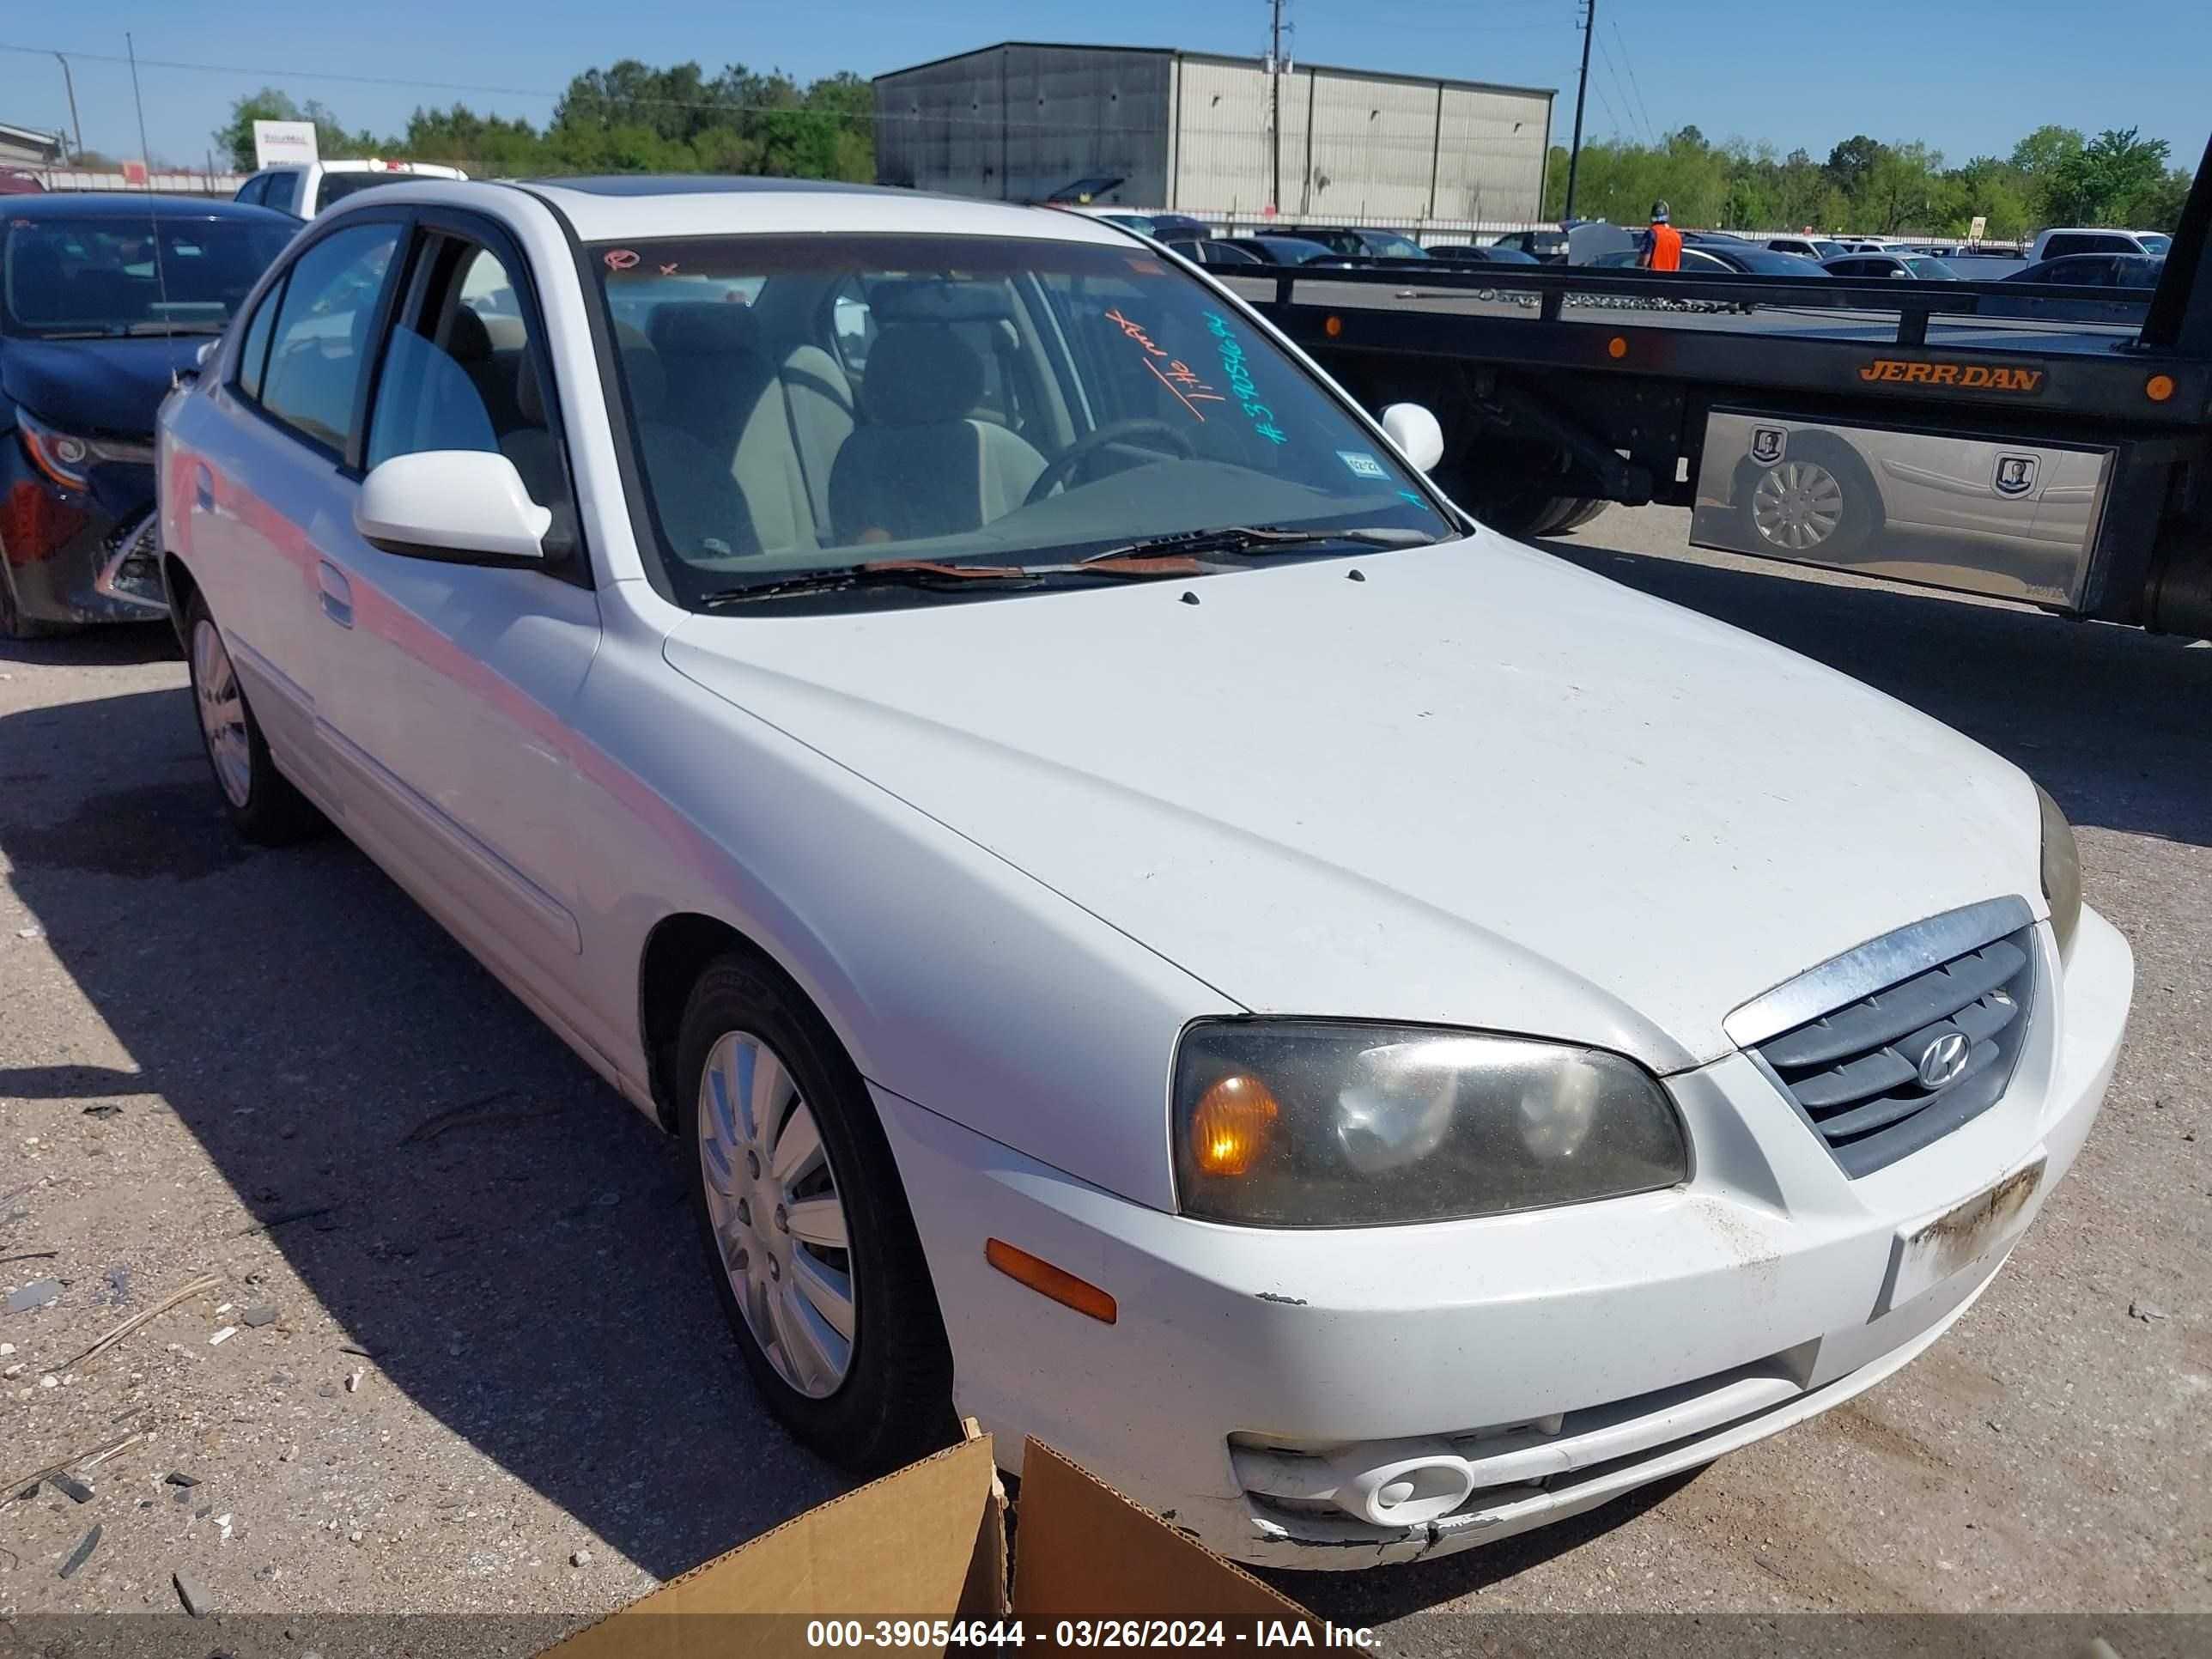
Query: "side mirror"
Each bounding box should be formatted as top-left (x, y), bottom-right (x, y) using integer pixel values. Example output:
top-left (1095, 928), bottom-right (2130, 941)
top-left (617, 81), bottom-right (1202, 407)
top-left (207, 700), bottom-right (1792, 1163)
top-left (196, 339), bottom-right (219, 367)
top-left (1379, 403), bottom-right (1445, 474)
top-left (355, 450), bottom-right (550, 563)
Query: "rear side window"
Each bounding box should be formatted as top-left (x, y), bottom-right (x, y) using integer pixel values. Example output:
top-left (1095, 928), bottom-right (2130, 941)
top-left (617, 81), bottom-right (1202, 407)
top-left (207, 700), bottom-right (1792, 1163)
top-left (234, 175), bottom-right (264, 207)
top-left (2042, 234), bottom-right (2130, 260)
top-left (234, 286), bottom-right (280, 399)
top-left (257, 222), bottom-right (400, 456)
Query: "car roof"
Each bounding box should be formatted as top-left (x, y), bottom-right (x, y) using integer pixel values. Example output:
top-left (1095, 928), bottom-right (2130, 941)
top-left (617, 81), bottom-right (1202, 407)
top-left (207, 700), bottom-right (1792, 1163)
top-left (1, 191), bottom-right (293, 223)
top-left (316, 159), bottom-right (465, 175)
top-left (323, 175), bottom-right (1139, 248)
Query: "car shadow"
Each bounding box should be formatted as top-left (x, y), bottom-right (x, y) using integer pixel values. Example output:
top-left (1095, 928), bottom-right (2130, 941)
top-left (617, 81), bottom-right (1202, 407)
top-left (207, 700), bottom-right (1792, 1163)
top-left (0, 620), bottom-right (179, 669)
top-left (1539, 534), bottom-right (2212, 848)
top-left (0, 678), bottom-right (839, 1583)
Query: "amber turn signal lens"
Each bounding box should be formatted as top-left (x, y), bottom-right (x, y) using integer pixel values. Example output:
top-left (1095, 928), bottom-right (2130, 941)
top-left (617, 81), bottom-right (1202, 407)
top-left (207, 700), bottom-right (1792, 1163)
top-left (1189, 1074), bottom-right (1280, 1176)
top-left (1607, 336), bottom-right (1629, 360)
top-left (985, 1238), bottom-right (1117, 1324)
top-left (1324, 314), bottom-right (1344, 338)
top-left (2146, 374), bottom-right (2175, 403)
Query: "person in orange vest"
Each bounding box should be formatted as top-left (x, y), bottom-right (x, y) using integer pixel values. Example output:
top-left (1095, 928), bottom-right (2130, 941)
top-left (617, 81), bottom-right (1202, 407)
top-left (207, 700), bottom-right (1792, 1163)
top-left (1638, 200), bottom-right (1683, 271)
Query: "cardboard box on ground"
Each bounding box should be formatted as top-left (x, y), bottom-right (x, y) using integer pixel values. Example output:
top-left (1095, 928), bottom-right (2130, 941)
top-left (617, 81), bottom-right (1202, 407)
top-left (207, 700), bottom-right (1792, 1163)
top-left (542, 1425), bottom-right (1322, 1657)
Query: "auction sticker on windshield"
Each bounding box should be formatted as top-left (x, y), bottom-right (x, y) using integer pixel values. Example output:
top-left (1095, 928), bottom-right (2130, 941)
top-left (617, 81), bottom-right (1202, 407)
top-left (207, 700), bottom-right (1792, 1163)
top-left (1337, 451), bottom-right (1390, 480)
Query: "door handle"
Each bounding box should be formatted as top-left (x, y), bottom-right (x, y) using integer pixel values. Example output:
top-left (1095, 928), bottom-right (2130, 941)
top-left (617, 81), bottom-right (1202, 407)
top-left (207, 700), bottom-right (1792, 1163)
top-left (193, 467), bottom-right (215, 514)
top-left (317, 561), bottom-right (353, 629)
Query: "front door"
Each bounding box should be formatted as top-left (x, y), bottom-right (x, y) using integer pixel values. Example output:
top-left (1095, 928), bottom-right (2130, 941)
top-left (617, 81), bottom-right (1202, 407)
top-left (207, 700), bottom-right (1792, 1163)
top-left (303, 215), bottom-right (606, 1050)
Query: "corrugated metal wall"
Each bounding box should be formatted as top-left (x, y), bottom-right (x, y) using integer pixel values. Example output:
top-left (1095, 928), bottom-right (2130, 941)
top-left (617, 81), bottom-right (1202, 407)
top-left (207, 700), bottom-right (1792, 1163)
top-left (1170, 57), bottom-right (1309, 218)
top-left (873, 46), bottom-right (1170, 204)
top-left (874, 45), bottom-right (1551, 225)
top-left (1433, 85), bottom-right (1550, 222)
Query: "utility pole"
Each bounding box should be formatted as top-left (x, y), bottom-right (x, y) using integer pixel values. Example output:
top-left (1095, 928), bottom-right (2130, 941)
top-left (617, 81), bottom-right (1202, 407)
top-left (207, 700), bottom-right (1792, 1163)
top-left (55, 52), bottom-right (83, 163)
top-left (1563, 0), bottom-right (1595, 221)
top-left (1267, 0), bottom-right (1285, 216)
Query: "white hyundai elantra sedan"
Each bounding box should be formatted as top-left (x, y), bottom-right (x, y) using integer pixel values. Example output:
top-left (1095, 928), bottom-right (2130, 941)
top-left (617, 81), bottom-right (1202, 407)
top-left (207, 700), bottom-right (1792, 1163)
top-left (155, 177), bottom-right (2131, 1571)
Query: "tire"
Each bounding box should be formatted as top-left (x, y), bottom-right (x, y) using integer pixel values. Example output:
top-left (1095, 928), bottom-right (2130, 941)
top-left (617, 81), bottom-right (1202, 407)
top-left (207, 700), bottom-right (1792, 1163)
top-left (1735, 434), bottom-right (1881, 562)
top-left (677, 951), bottom-right (956, 1474)
top-left (183, 592), bottom-right (324, 845)
top-left (1556, 499), bottom-right (1613, 533)
top-left (0, 545), bottom-right (60, 641)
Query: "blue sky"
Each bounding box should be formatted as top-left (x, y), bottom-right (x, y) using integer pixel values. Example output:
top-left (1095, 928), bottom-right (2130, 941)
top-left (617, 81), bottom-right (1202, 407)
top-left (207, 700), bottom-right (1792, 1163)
top-left (7, 0), bottom-right (2207, 178)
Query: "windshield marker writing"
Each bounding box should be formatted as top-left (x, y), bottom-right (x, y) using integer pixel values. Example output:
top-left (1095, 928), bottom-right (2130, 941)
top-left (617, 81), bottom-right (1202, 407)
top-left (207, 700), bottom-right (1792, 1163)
top-left (1204, 312), bottom-right (1289, 445)
top-left (1106, 308), bottom-right (1224, 421)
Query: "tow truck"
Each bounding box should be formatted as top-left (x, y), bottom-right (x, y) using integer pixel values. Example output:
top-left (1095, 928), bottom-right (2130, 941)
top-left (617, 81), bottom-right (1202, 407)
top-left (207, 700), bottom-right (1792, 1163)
top-left (1207, 140), bottom-right (2212, 636)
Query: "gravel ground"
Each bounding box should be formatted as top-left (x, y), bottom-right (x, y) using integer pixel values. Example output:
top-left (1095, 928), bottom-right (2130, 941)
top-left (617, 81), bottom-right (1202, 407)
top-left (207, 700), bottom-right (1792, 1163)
top-left (1, 509), bottom-right (2205, 1645)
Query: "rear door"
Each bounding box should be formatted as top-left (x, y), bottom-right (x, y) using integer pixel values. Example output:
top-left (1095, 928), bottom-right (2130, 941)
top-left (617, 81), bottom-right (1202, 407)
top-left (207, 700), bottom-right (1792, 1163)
top-left (172, 213), bottom-right (407, 797)
top-left (305, 209), bottom-right (605, 1042)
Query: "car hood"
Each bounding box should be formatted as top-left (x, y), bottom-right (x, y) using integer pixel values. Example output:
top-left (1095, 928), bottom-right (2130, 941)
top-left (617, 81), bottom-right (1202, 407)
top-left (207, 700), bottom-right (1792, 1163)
top-left (665, 535), bottom-right (2044, 1072)
top-left (2, 335), bottom-right (204, 437)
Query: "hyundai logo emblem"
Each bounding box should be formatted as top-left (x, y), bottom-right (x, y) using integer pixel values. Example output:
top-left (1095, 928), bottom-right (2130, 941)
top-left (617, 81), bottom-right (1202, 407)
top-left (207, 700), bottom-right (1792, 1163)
top-left (1916, 1031), bottom-right (1972, 1090)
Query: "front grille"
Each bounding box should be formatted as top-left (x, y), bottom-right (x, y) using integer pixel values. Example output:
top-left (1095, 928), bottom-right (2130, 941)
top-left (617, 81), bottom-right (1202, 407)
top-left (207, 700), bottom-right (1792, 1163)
top-left (1750, 921), bottom-right (2035, 1176)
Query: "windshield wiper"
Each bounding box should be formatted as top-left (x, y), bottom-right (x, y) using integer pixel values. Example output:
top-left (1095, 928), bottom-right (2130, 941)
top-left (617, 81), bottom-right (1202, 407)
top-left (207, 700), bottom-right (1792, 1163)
top-left (122, 321), bottom-right (228, 337)
top-left (697, 556), bottom-right (1207, 607)
top-left (1079, 525), bottom-right (1436, 563)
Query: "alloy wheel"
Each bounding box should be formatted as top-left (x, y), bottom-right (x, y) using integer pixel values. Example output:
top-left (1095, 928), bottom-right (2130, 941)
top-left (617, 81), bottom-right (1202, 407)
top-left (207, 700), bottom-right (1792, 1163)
top-left (191, 617), bottom-right (253, 809)
top-left (696, 1029), bottom-right (858, 1398)
top-left (1750, 460), bottom-right (1846, 551)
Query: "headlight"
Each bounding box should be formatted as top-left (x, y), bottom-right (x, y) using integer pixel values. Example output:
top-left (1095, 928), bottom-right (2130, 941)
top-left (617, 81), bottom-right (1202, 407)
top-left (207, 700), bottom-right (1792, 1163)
top-left (1172, 1020), bottom-right (1688, 1227)
top-left (18, 408), bottom-right (95, 491)
top-left (2037, 784), bottom-right (2081, 963)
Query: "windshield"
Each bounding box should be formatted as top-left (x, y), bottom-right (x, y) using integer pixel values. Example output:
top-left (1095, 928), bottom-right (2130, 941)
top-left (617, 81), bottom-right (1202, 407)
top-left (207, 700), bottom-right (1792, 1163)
top-left (1905, 257), bottom-right (1961, 279)
top-left (2137, 234), bottom-right (2171, 256)
top-left (1, 215), bottom-right (293, 338)
top-left (593, 233), bottom-right (1452, 608)
top-left (1364, 233), bottom-right (1427, 259)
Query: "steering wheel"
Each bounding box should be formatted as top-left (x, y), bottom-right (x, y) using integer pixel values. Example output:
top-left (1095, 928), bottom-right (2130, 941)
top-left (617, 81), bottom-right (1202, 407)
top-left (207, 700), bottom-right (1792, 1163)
top-left (1024, 419), bottom-right (1197, 507)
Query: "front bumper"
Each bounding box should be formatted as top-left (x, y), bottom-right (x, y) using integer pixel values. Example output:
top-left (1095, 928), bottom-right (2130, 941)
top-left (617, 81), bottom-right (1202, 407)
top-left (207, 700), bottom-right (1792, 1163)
top-left (1, 455), bottom-right (166, 627)
top-left (876, 907), bottom-right (2131, 1569)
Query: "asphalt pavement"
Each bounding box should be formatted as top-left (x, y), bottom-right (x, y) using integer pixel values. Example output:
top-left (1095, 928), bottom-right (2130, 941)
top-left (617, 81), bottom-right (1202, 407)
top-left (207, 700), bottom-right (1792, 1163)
top-left (1, 507), bottom-right (2205, 1647)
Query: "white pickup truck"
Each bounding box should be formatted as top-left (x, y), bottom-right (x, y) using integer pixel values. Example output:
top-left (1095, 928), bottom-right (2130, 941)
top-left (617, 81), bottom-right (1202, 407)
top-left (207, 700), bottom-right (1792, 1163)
top-left (2025, 226), bottom-right (2172, 262)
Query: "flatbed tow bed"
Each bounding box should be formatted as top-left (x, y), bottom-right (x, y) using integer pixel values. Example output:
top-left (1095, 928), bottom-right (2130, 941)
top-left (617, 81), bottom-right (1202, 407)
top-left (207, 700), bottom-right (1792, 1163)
top-left (1209, 140), bottom-right (2212, 635)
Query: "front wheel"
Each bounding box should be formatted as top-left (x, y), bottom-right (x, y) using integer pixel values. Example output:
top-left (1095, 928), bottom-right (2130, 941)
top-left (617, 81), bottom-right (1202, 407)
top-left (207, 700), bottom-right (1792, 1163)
top-left (184, 592), bottom-right (323, 844)
top-left (678, 952), bottom-right (955, 1473)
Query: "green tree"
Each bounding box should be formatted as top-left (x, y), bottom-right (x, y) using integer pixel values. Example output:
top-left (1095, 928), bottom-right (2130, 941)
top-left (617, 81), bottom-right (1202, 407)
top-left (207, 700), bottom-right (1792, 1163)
top-left (1823, 135), bottom-right (1887, 198)
top-left (2008, 124), bottom-right (2084, 179)
top-left (2046, 127), bottom-right (2172, 225)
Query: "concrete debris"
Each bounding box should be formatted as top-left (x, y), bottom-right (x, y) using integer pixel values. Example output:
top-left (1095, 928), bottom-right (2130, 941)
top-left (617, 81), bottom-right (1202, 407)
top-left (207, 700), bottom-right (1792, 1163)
top-left (52, 1472), bottom-right (94, 1504)
top-left (6, 1279), bottom-right (62, 1314)
top-left (242, 1304), bottom-right (278, 1328)
top-left (2128, 1300), bottom-right (2170, 1322)
top-left (570, 1549), bottom-right (592, 1567)
top-left (165, 1470), bottom-right (200, 1487)
top-left (58, 1525), bottom-right (101, 1579)
top-left (173, 1566), bottom-right (213, 1617)
top-left (346, 1368), bottom-right (364, 1394)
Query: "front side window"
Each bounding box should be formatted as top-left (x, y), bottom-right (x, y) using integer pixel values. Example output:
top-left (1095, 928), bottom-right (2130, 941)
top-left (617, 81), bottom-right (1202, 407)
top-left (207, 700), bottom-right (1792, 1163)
top-left (592, 233), bottom-right (1450, 608)
top-left (367, 241), bottom-right (573, 532)
top-left (258, 222), bottom-right (399, 453)
top-left (0, 215), bottom-right (294, 339)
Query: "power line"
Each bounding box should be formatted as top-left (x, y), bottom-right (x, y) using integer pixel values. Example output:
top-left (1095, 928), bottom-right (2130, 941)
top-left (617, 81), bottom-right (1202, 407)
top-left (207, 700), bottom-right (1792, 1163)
top-left (0, 40), bottom-right (1558, 143)
top-left (1589, 26), bottom-right (1647, 145)
top-left (1608, 17), bottom-right (1658, 143)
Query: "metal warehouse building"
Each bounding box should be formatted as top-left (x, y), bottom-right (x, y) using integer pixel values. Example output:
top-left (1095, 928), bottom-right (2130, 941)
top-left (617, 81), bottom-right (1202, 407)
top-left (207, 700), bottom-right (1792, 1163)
top-left (873, 42), bottom-right (1553, 226)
